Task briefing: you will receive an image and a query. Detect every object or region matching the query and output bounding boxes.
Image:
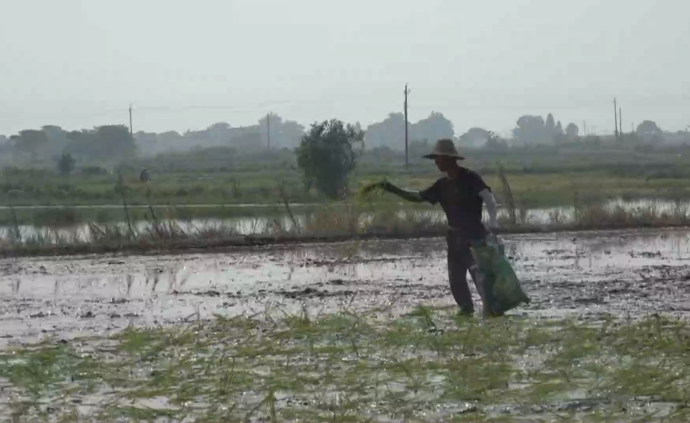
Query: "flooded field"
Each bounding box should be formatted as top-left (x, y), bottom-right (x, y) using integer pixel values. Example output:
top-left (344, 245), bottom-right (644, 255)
top-left (2, 228), bottom-right (689, 344)
top-left (1, 228), bottom-right (690, 422)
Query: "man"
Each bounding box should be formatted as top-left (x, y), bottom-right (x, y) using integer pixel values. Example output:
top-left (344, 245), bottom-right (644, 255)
top-left (370, 138), bottom-right (499, 316)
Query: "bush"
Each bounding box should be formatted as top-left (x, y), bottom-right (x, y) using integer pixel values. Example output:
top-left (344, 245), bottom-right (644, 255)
top-left (296, 119), bottom-right (364, 200)
top-left (57, 153), bottom-right (76, 176)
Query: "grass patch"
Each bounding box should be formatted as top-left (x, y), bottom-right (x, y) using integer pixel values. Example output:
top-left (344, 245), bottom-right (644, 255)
top-left (0, 199), bottom-right (688, 258)
top-left (3, 152), bottom-right (690, 209)
top-left (1, 308), bottom-right (690, 422)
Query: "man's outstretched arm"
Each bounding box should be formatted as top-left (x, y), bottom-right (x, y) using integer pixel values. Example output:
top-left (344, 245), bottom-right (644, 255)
top-left (381, 181), bottom-right (426, 203)
top-left (363, 181), bottom-right (426, 203)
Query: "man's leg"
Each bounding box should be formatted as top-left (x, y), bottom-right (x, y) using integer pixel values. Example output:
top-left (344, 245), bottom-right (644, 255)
top-left (447, 233), bottom-right (474, 314)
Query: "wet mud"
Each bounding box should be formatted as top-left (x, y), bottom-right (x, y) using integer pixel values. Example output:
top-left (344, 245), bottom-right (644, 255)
top-left (1, 228), bottom-right (689, 347)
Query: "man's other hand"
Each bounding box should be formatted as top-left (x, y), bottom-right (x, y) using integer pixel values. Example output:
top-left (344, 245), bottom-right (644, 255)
top-left (487, 219), bottom-right (500, 231)
top-left (361, 180), bottom-right (391, 195)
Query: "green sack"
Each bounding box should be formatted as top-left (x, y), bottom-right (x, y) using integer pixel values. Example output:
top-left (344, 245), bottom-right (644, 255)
top-left (470, 235), bottom-right (530, 314)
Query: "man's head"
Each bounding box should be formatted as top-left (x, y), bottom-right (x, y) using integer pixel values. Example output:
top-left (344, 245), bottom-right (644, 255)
top-left (433, 155), bottom-right (459, 173)
top-left (423, 138), bottom-right (464, 173)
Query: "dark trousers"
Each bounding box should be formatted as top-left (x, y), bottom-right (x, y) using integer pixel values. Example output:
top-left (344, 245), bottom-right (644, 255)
top-left (446, 231), bottom-right (486, 311)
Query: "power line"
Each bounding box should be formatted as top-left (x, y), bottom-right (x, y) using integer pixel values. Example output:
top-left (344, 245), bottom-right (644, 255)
top-left (3, 93), bottom-right (690, 119)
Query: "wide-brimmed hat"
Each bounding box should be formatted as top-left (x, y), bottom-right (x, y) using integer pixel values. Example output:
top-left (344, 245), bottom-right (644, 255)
top-left (423, 138), bottom-right (465, 160)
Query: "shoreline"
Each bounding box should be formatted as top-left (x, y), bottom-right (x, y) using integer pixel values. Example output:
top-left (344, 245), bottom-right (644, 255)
top-left (1, 222), bottom-right (687, 259)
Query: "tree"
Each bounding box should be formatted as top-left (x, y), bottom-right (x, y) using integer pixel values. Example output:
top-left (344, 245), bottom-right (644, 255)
top-left (65, 129), bottom-right (96, 159)
top-left (259, 114), bottom-right (305, 149)
top-left (208, 122), bottom-right (231, 132)
top-left (280, 120), bottom-right (306, 150)
top-left (458, 127), bottom-right (491, 147)
top-left (57, 152), bottom-right (76, 175)
top-left (365, 113), bottom-right (407, 149)
top-left (636, 120), bottom-right (664, 142)
top-left (513, 115), bottom-right (547, 144)
top-left (545, 113), bottom-right (556, 133)
top-left (93, 125), bottom-right (137, 160)
top-left (553, 121), bottom-right (565, 143)
top-left (66, 125), bottom-right (137, 162)
top-left (159, 131), bottom-right (183, 142)
top-left (42, 125), bottom-right (70, 156)
top-left (411, 111), bottom-right (454, 142)
top-left (296, 119), bottom-right (364, 199)
top-left (10, 129), bottom-right (48, 160)
top-left (484, 132), bottom-right (509, 151)
top-left (565, 123), bottom-right (580, 139)
top-left (134, 131), bottom-right (160, 156)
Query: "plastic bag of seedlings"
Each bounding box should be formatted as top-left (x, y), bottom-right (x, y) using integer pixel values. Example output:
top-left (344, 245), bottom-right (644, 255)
top-left (470, 234), bottom-right (530, 315)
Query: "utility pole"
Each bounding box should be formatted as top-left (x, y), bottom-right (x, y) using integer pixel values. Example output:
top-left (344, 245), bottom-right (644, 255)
top-left (404, 84), bottom-right (410, 167)
top-left (129, 104), bottom-right (133, 136)
top-left (619, 107), bottom-right (623, 137)
top-left (266, 113), bottom-right (271, 150)
top-left (613, 98), bottom-right (618, 140)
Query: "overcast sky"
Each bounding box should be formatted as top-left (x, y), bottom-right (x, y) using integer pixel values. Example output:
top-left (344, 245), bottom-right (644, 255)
top-left (1, 0), bottom-right (689, 137)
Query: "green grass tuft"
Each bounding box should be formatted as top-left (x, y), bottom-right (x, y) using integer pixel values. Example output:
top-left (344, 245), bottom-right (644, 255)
top-left (1, 308), bottom-right (690, 422)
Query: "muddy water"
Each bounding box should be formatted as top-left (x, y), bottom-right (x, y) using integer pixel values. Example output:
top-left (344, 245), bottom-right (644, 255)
top-left (0, 228), bottom-right (689, 348)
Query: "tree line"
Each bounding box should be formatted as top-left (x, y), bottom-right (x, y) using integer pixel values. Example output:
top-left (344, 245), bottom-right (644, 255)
top-left (1, 111), bottom-right (686, 171)
top-left (2, 125), bottom-right (136, 165)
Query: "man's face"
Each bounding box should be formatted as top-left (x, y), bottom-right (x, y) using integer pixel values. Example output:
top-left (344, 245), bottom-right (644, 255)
top-left (434, 156), bottom-right (455, 173)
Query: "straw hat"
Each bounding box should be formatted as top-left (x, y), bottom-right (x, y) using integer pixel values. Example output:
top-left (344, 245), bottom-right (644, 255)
top-left (423, 138), bottom-right (465, 160)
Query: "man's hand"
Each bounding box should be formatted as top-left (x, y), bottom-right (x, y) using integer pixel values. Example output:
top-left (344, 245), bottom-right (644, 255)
top-left (479, 189), bottom-right (499, 232)
top-left (361, 180), bottom-right (393, 195)
top-left (380, 180), bottom-right (394, 192)
top-left (487, 219), bottom-right (500, 231)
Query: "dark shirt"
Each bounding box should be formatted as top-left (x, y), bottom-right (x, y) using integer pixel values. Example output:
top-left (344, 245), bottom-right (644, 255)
top-left (420, 168), bottom-right (490, 240)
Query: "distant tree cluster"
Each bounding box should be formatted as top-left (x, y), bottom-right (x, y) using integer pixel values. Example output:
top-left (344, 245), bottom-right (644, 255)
top-left (458, 127), bottom-right (491, 147)
top-left (258, 113), bottom-right (306, 150)
top-left (7, 125), bottom-right (136, 167)
top-left (364, 111), bottom-right (586, 150)
top-left (134, 115), bottom-right (305, 157)
top-left (636, 120), bottom-right (664, 143)
top-left (364, 111), bottom-right (454, 149)
top-left (512, 113), bottom-right (571, 145)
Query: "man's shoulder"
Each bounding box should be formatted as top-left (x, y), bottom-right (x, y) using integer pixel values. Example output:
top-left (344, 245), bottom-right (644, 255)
top-left (460, 168), bottom-right (483, 182)
top-left (460, 167), bottom-right (482, 178)
top-left (459, 167), bottom-right (490, 192)
top-left (429, 176), bottom-right (452, 189)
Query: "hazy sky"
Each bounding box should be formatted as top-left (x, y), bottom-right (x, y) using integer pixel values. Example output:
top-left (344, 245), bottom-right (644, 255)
top-left (1, 0), bottom-right (689, 137)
